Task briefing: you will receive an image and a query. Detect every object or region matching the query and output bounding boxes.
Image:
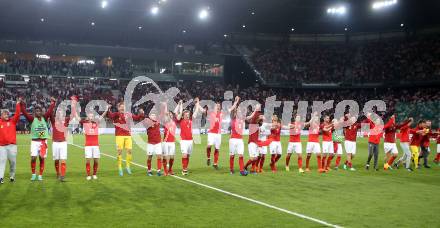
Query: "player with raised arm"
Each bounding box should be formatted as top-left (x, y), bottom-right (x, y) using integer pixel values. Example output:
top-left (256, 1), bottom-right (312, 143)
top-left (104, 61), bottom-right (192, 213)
top-left (365, 113), bottom-right (383, 171)
top-left (77, 105), bottom-right (109, 180)
top-left (21, 97), bottom-right (56, 181)
top-left (409, 120), bottom-right (429, 170)
top-left (305, 113), bottom-right (323, 173)
top-left (394, 117), bottom-right (414, 170)
top-left (321, 115), bottom-right (334, 172)
top-left (144, 109), bottom-right (163, 176)
top-left (419, 120), bottom-right (434, 168)
top-left (244, 104), bottom-right (263, 174)
top-left (343, 114), bottom-right (361, 171)
top-left (284, 114), bottom-right (304, 173)
top-left (176, 98), bottom-right (202, 175)
top-left (382, 115), bottom-right (411, 170)
top-left (107, 102), bottom-right (144, 176)
top-left (0, 98), bottom-right (21, 184)
top-left (205, 102), bottom-right (223, 169)
top-left (228, 96), bottom-right (248, 176)
top-left (162, 104), bottom-right (179, 176)
top-left (329, 118), bottom-right (345, 170)
top-left (269, 115), bottom-right (282, 173)
top-left (256, 119), bottom-right (270, 173)
top-left (49, 96), bottom-right (78, 181)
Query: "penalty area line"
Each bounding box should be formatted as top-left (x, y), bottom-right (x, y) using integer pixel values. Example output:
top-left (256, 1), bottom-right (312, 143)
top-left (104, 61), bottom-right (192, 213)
top-left (69, 143), bottom-right (342, 228)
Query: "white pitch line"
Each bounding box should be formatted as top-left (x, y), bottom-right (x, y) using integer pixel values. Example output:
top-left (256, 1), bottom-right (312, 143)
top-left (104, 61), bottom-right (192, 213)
top-left (68, 143), bottom-right (341, 228)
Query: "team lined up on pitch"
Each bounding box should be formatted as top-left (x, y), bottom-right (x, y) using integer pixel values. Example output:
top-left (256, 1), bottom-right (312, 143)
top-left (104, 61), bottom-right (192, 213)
top-left (0, 96), bottom-right (439, 184)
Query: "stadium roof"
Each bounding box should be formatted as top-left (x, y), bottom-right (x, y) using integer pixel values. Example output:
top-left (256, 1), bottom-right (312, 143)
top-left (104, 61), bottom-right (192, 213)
top-left (0, 0), bottom-right (439, 47)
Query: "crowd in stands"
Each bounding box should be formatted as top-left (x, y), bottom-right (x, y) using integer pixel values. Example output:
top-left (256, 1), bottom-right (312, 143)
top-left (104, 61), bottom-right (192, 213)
top-left (251, 36), bottom-right (440, 83)
top-left (1, 76), bottom-right (439, 130)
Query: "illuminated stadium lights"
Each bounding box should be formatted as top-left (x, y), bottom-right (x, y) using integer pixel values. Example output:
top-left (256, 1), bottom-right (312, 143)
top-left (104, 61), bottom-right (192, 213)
top-left (198, 8), bottom-right (209, 20)
top-left (151, 6), bottom-right (159, 15)
top-left (344, 27), bottom-right (348, 31)
top-left (182, 30), bottom-right (187, 34)
top-left (291, 28), bottom-right (295, 32)
top-left (327, 6), bottom-right (347, 15)
top-left (372, 0), bottom-right (397, 10)
top-left (35, 54), bottom-right (50, 59)
top-left (77, 60), bottom-right (95, 64)
top-left (242, 24), bottom-right (246, 28)
top-left (91, 22), bottom-right (95, 26)
top-left (223, 34), bottom-right (228, 38)
top-left (138, 26), bottom-right (142, 30)
top-left (101, 0), bottom-right (108, 9)
top-left (400, 23), bottom-right (404, 27)
top-left (40, 18), bottom-right (45, 22)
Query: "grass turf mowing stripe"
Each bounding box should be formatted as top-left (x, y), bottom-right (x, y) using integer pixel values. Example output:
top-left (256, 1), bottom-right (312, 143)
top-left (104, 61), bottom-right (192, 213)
top-left (70, 143), bottom-right (343, 228)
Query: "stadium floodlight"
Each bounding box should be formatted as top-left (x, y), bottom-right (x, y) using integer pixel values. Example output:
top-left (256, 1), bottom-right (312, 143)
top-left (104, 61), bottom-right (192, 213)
top-left (101, 1), bottom-right (108, 9)
top-left (242, 24), bottom-right (246, 28)
top-left (223, 34), bottom-right (228, 38)
top-left (151, 6), bottom-right (159, 15)
top-left (91, 22), bottom-right (95, 26)
top-left (40, 18), bottom-right (45, 22)
top-left (138, 26), bottom-right (142, 30)
top-left (198, 8), bottom-right (209, 20)
top-left (36, 54), bottom-right (50, 59)
top-left (327, 6), bottom-right (347, 15)
top-left (344, 27), bottom-right (348, 31)
top-left (372, 0), bottom-right (397, 10)
top-left (182, 30), bottom-right (187, 33)
top-left (291, 28), bottom-right (295, 32)
top-left (400, 23), bottom-right (404, 27)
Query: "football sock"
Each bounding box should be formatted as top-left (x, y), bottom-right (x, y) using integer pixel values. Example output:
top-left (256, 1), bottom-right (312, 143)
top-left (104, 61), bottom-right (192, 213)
top-left (169, 158), bottom-right (174, 171)
top-left (206, 147), bottom-right (211, 159)
top-left (39, 158), bottom-right (45, 175)
top-left (245, 159), bottom-right (253, 169)
top-left (117, 155), bottom-right (123, 169)
top-left (387, 156), bottom-right (397, 166)
top-left (93, 161), bottom-right (98, 175)
top-left (286, 154), bottom-right (291, 166)
top-left (86, 162), bottom-right (91, 176)
top-left (147, 158), bottom-right (152, 171)
top-left (229, 155), bottom-right (234, 171)
top-left (239, 157), bottom-right (244, 172)
top-left (317, 155), bottom-right (322, 170)
top-left (259, 154), bottom-right (265, 170)
top-left (335, 156), bottom-right (341, 167)
top-left (60, 162), bottom-right (66, 176)
top-left (125, 154), bottom-right (132, 168)
top-left (31, 160), bottom-right (36, 174)
top-left (214, 149), bottom-right (219, 164)
top-left (306, 154), bottom-right (311, 169)
top-left (298, 157), bottom-right (303, 168)
top-left (157, 158), bottom-right (162, 171)
top-left (54, 160), bottom-right (60, 175)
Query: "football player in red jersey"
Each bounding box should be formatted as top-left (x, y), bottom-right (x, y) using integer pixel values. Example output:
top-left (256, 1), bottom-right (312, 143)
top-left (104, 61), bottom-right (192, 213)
top-left (77, 107), bottom-right (109, 180)
top-left (320, 115), bottom-right (334, 172)
top-left (143, 110), bottom-right (164, 176)
top-left (305, 113), bottom-right (322, 172)
top-left (284, 114), bottom-right (304, 173)
top-left (162, 105), bottom-right (179, 176)
top-left (228, 96), bottom-right (248, 176)
top-left (176, 98), bottom-right (203, 175)
top-left (0, 98), bottom-right (21, 184)
top-left (343, 114), bottom-right (361, 171)
top-left (382, 115), bottom-right (412, 170)
top-left (205, 102), bottom-right (223, 169)
top-left (268, 115), bottom-right (282, 173)
top-left (244, 104), bottom-right (263, 174)
top-left (409, 120), bottom-right (429, 170)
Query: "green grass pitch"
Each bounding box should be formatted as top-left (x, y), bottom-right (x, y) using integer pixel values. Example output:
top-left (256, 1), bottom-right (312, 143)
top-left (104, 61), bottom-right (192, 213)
top-left (0, 134), bottom-right (439, 228)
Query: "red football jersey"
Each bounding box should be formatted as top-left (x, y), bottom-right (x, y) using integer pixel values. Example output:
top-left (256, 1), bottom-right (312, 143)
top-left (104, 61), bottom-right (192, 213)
top-left (164, 120), bottom-right (177, 142)
top-left (147, 121), bottom-right (161, 144)
top-left (0, 103), bottom-right (20, 146)
top-left (383, 118), bottom-right (397, 143)
top-left (410, 127), bottom-right (425, 146)
top-left (289, 122), bottom-right (302, 142)
top-left (230, 118), bottom-right (244, 139)
top-left (208, 112), bottom-right (222, 134)
top-left (107, 111), bottom-right (143, 136)
top-left (248, 111), bottom-right (261, 144)
top-left (321, 123), bottom-right (333, 142)
top-left (81, 120), bottom-right (99, 146)
top-left (399, 123), bottom-right (411, 143)
top-left (344, 122), bottom-right (360, 142)
top-left (269, 125), bottom-right (281, 141)
top-left (179, 119), bottom-right (193, 140)
top-left (51, 117), bottom-right (70, 142)
top-left (308, 123), bottom-right (320, 143)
